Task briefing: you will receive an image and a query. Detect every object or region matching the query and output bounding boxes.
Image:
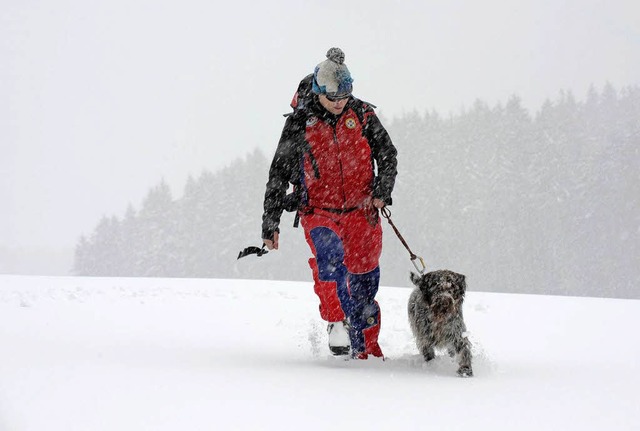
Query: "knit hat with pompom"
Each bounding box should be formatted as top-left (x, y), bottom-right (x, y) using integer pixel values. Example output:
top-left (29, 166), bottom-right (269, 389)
top-left (312, 47), bottom-right (353, 98)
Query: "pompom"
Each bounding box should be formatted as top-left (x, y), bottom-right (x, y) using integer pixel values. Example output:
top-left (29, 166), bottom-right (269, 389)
top-left (326, 47), bottom-right (345, 65)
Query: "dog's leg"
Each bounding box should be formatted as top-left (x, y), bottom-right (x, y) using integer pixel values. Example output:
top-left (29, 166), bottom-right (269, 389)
top-left (421, 345), bottom-right (435, 362)
top-left (455, 338), bottom-right (473, 377)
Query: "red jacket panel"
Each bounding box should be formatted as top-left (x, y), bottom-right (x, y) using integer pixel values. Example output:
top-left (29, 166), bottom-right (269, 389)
top-left (303, 109), bottom-right (374, 210)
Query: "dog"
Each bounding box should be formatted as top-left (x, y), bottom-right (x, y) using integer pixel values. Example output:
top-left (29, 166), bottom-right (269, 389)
top-left (408, 270), bottom-right (473, 377)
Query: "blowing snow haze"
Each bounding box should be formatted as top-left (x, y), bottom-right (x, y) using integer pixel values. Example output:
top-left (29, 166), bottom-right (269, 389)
top-left (1, 0), bottom-right (638, 283)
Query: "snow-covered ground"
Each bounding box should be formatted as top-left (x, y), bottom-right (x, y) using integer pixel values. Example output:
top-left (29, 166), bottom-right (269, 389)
top-left (1, 275), bottom-right (638, 431)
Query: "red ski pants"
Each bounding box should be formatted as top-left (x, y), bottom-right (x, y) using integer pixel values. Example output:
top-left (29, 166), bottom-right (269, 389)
top-left (301, 208), bottom-right (384, 358)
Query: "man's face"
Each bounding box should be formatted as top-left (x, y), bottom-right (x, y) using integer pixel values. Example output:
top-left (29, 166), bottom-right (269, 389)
top-left (318, 94), bottom-right (349, 115)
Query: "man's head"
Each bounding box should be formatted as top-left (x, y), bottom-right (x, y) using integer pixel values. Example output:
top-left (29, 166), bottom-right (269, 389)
top-left (313, 47), bottom-right (353, 114)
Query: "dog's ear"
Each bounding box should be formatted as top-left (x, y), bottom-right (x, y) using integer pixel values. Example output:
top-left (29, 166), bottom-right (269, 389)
top-left (419, 272), bottom-right (437, 303)
top-left (424, 271), bottom-right (439, 290)
top-left (455, 273), bottom-right (467, 297)
top-left (410, 271), bottom-right (422, 287)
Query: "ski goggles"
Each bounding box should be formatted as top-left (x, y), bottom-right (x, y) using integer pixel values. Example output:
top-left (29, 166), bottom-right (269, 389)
top-left (325, 93), bottom-right (351, 102)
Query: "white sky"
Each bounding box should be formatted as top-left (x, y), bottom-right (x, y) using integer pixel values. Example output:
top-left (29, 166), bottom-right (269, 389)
top-left (1, 0), bottom-right (638, 250)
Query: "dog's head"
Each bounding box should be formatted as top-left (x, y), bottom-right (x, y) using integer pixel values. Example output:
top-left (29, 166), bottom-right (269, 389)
top-left (410, 270), bottom-right (467, 319)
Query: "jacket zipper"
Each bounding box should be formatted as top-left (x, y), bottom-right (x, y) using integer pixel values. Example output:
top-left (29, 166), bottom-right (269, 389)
top-left (333, 125), bottom-right (348, 208)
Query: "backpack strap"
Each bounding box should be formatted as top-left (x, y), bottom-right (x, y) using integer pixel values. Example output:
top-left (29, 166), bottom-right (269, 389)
top-left (351, 98), bottom-right (378, 126)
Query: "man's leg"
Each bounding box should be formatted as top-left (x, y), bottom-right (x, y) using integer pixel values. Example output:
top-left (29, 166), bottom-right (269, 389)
top-left (343, 209), bottom-right (384, 359)
top-left (348, 269), bottom-right (383, 358)
top-left (301, 213), bottom-right (353, 354)
top-left (306, 226), bottom-right (351, 322)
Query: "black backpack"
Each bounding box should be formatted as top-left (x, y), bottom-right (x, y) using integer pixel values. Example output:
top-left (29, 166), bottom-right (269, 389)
top-left (284, 74), bottom-right (315, 117)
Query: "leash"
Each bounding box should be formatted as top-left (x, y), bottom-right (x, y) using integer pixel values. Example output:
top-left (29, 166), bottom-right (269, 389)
top-left (238, 207), bottom-right (425, 274)
top-left (380, 206), bottom-right (426, 274)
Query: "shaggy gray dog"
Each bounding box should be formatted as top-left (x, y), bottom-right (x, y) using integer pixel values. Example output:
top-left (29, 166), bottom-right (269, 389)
top-left (408, 270), bottom-right (473, 377)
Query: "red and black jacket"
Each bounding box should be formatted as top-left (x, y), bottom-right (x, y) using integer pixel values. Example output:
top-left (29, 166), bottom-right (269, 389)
top-left (261, 93), bottom-right (397, 241)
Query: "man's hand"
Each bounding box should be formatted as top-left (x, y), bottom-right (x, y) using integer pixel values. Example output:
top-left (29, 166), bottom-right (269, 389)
top-left (363, 196), bottom-right (385, 209)
top-left (362, 197), bottom-right (385, 226)
top-left (372, 198), bottom-right (385, 209)
top-left (263, 231), bottom-right (279, 250)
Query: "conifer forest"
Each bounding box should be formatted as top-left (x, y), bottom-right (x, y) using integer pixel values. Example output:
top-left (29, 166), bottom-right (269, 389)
top-left (74, 84), bottom-right (640, 299)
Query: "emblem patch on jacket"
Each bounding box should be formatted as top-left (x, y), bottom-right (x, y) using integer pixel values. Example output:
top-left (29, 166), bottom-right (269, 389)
top-left (345, 118), bottom-right (357, 129)
top-left (306, 117), bottom-right (318, 127)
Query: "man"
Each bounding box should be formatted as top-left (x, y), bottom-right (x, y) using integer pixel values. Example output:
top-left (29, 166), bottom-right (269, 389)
top-left (261, 48), bottom-right (397, 359)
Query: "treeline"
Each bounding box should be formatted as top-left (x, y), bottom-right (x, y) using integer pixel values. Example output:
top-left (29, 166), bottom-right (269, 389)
top-left (74, 83), bottom-right (640, 299)
top-left (74, 150), bottom-right (273, 279)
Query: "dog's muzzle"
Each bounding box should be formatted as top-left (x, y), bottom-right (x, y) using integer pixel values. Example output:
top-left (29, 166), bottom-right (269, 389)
top-left (431, 293), bottom-right (456, 318)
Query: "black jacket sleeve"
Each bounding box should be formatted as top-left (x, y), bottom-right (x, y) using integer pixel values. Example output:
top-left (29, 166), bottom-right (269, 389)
top-left (364, 109), bottom-right (398, 205)
top-left (261, 115), bottom-right (305, 241)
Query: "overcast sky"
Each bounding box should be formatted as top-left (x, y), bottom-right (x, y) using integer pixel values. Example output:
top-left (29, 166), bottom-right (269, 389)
top-left (1, 0), bottom-right (638, 254)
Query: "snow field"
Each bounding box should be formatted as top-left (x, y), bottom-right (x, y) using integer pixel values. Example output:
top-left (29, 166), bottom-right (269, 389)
top-left (0, 276), bottom-right (638, 430)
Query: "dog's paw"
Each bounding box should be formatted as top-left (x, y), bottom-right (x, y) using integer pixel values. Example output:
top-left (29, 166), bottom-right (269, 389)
top-left (457, 366), bottom-right (473, 378)
top-left (421, 347), bottom-right (435, 362)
